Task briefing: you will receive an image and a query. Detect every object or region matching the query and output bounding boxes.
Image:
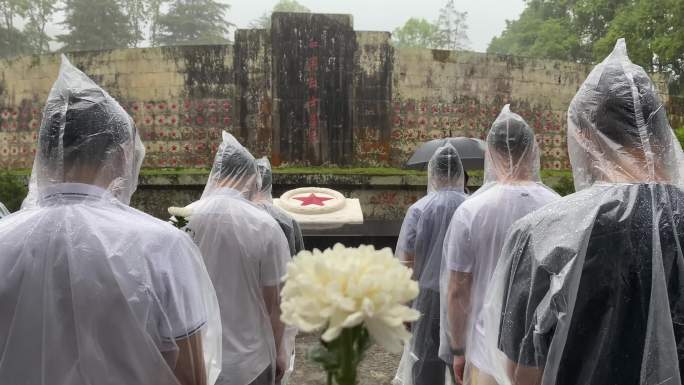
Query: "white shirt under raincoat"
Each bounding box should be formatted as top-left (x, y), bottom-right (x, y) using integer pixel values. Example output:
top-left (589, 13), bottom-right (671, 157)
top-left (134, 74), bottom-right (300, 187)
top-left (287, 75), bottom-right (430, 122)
top-left (441, 105), bottom-right (559, 381)
top-left (253, 156), bottom-right (303, 385)
top-left (187, 132), bottom-right (291, 385)
top-left (0, 55), bottom-right (221, 385)
top-left (482, 39), bottom-right (684, 385)
top-left (394, 144), bottom-right (467, 385)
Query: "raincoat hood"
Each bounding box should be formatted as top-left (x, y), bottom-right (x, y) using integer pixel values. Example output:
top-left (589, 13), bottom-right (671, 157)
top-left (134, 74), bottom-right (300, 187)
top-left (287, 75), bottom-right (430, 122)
top-left (25, 55), bottom-right (144, 207)
top-left (427, 143), bottom-right (465, 193)
top-left (202, 131), bottom-right (259, 199)
top-left (254, 156), bottom-right (274, 203)
top-left (568, 38), bottom-right (682, 190)
top-left (479, 104), bottom-right (541, 193)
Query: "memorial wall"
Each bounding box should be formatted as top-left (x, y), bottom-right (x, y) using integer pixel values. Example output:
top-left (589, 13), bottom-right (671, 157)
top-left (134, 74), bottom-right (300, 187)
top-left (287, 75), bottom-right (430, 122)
top-left (2, 12), bottom-right (680, 173)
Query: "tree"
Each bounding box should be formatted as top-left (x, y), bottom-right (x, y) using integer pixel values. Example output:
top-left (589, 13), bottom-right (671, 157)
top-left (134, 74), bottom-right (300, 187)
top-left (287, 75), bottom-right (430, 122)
top-left (148, 0), bottom-right (168, 46)
top-left (58, 0), bottom-right (137, 51)
top-left (488, 0), bottom-right (582, 61)
top-left (250, 0), bottom-right (310, 29)
top-left (0, 0), bottom-right (30, 57)
top-left (122, 0), bottom-right (149, 46)
top-left (24, 0), bottom-right (57, 54)
top-left (392, 18), bottom-right (440, 49)
top-left (155, 0), bottom-right (232, 46)
top-left (434, 0), bottom-right (469, 50)
top-left (488, 0), bottom-right (684, 95)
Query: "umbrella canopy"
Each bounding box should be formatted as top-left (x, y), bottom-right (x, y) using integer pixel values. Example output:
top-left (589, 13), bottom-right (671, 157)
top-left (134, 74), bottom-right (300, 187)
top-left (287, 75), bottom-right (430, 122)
top-left (406, 137), bottom-right (486, 170)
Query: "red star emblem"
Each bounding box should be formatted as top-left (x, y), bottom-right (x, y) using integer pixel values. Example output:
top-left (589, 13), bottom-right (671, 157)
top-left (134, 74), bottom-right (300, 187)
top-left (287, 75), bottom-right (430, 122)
top-left (293, 193), bottom-right (333, 207)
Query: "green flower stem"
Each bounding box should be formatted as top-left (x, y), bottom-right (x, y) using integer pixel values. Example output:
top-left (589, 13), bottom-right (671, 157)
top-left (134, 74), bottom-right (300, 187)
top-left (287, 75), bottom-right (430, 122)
top-left (337, 328), bottom-right (357, 385)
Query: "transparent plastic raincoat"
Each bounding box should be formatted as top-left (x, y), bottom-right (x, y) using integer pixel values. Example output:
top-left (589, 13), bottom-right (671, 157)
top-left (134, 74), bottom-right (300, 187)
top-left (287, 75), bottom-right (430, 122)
top-left (394, 144), bottom-right (468, 385)
top-left (186, 132), bottom-right (291, 385)
top-left (0, 202), bottom-right (8, 218)
top-left (440, 105), bottom-right (560, 384)
top-left (0, 55), bottom-right (222, 385)
top-left (252, 156), bottom-right (303, 385)
top-left (254, 157), bottom-right (305, 257)
top-left (482, 39), bottom-right (684, 385)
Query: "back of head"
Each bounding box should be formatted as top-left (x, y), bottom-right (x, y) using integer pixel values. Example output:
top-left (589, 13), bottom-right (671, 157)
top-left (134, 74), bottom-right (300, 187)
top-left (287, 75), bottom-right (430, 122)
top-left (483, 104), bottom-right (540, 185)
top-left (428, 144), bottom-right (464, 193)
top-left (26, 55), bottom-right (144, 207)
top-left (568, 38), bottom-right (683, 189)
top-left (202, 132), bottom-right (258, 198)
top-left (255, 157), bottom-right (273, 202)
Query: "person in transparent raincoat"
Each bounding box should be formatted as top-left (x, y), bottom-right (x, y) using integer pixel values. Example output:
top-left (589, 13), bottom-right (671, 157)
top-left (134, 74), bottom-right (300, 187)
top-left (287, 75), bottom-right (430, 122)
top-left (0, 202), bottom-right (8, 218)
top-left (253, 157), bottom-right (305, 257)
top-left (252, 156), bottom-right (303, 385)
top-left (0, 55), bottom-right (222, 385)
top-left (481, 39), bottom-right (684, 385)
top-left (442, 105), bottom-right (560, 385)
top-left (186, 132), bottom-right (291, 385)
top-left (393, 144), bottom-right (468, 385)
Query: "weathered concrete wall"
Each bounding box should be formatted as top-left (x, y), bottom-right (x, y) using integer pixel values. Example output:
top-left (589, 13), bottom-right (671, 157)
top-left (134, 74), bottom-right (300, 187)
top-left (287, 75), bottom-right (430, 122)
top-left (1, 12), bottom-right (680, 172)
top-left (388, 50), bottom-right (590, 170)
top-left (0, 46), bottom-right (234, 169)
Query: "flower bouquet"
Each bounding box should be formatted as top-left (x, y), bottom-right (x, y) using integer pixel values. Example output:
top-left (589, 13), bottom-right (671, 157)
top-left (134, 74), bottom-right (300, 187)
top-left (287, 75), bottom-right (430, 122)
top-left (168, 206), bottom-right (193, 229)
top-left (281, 244), bottom-right (420, 385)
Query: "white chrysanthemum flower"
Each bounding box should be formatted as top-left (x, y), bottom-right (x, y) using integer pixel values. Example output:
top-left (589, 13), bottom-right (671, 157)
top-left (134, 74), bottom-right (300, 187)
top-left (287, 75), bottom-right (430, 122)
top-left (168, 206), bottom-right (193, 218)
top-left (281, 243), bottom-right (420, 353)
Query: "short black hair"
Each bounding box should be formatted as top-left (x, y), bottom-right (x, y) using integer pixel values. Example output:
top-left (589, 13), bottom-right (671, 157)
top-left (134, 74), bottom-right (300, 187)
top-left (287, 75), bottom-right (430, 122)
top-left (216, 143), bottom-right (257, 182)
top-left (40, 91), bottom-right (132, 172)
top-left (591, 63), bottom-right (670, 150)
top-left (431, 145), bottom-right (463, 179)
top-left (488, 115), bottom-right (534, 163)
top-left (256, 161), bottom-right (272, 192)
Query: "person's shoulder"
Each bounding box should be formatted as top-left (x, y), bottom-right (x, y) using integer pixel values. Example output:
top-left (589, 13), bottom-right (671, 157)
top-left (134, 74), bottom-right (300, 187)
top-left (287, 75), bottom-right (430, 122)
top-left (232, 198), bottom-right (284, 231)
top-left (409, 195), bottom-right (430, 210)
top-left (119, 205), bottom-right (190, 242)
top-left (513, 186), bottom-right (605, 233)
top-left (0, 208), bottom-right (41, 233)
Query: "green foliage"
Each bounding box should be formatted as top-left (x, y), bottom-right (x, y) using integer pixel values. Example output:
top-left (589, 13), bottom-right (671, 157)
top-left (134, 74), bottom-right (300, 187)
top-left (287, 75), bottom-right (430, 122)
top-left (393, 0), bottom-right (469, 50)
top-left (23, 0), bottom-right (57, 54)
top-left (0, 0), bottom-right (29, 57)
top-left (675, 126), bottom-right (684, 147)
top-left (273, 0), bottom-right (310, 13)
top-left (0, 173), bottom-right (27, 212)
top-left (58, 0), bottom-right (138, 51)
top-left (249, 0), bottom-right (310, 29)
top-left (155, 0), bottom-right (232, 46)
top-left (392, 18), bottom-right (440, 49)
top-left (488, 0), bottom-right (684, 96)
top-left (0, 25), bottom-right (31, 57)
top-left (488, 1), bottom-right (582, 61)
top-left (122, 0), bottom-right (149, 47)
top-left (434, 0), bottom-right (469, 50)
top-left (549, 174), bottom-right (576, 196)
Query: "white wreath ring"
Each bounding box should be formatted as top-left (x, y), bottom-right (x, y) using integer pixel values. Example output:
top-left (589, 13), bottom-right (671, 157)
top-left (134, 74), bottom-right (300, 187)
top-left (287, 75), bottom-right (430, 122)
top-left (279, 187), bottom-right (346, 214)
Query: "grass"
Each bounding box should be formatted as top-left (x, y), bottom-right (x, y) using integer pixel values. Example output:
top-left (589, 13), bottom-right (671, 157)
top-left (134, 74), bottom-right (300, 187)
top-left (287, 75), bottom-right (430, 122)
top-left (137, 166), bottom-right (427, 176)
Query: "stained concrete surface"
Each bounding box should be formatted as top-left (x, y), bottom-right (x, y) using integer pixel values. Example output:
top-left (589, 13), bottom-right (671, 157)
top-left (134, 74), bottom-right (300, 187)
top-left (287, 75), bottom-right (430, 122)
top-left (288, 333), bottom-right (401, 385)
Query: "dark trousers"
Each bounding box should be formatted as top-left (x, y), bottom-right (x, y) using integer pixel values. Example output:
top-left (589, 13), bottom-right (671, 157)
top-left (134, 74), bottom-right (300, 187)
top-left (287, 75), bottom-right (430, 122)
top-left (412, 289), bottom-right (447, 385)
top-left (248, 365), bottom-right (273, 385)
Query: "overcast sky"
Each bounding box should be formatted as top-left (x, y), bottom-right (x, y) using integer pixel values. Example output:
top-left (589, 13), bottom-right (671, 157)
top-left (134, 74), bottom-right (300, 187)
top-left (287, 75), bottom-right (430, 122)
top-left (230, 0), bottom-right (527, 52)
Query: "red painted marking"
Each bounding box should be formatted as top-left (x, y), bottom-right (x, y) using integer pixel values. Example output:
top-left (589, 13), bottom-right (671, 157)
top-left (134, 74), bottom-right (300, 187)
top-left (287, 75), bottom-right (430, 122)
top-left (293, 193), bottom-right (333, 207)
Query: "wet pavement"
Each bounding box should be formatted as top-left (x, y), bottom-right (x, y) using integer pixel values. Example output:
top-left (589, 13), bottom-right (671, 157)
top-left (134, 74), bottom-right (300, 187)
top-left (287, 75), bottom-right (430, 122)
top-left (288, 333), bottom-right (401, 385)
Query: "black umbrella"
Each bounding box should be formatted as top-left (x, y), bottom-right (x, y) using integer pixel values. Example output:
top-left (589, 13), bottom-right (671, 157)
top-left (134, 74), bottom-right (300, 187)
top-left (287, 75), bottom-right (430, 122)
top-left (406, 137), bottom-right (486, 170)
